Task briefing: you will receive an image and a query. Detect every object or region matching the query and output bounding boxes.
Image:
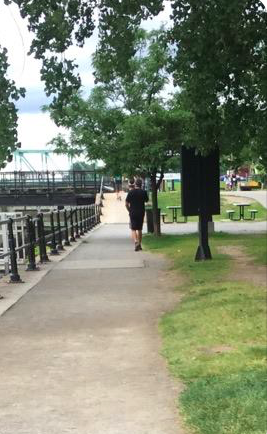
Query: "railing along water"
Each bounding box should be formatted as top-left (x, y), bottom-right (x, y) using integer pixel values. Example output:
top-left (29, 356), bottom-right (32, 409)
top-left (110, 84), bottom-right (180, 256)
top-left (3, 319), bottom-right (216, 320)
top-left (0, 204), bottom-right (101, 283)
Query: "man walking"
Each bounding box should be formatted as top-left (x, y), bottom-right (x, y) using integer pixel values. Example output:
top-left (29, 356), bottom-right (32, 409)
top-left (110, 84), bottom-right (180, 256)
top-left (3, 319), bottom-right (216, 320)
top-left (125, 178), bottom-right (149, 251)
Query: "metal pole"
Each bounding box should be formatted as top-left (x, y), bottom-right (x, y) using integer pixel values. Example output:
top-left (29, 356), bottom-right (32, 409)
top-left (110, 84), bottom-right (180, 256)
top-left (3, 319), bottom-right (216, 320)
top-left (50, 212), bottom-right (59, 255)
top-left (26, 215), bottom-right (38, 271)
top-left (69, 208), bottom-right (76, 242)
top-left (63, 209), bottom-right (71, 246)
top-left (37, 214), bottom-right (49, 263)
top-left (7, 218), bottom-right (22, 283)
top-left (74, 208), bottom-right (80, 238)
top-left (40, 213), bottom-right (49, 262)
top-left (83, 207), bottom-right (88, 233)
top-left (195, 213), bottom-right (212, 261)
top-left (79, 207), bottom-right (84, 235)
top-left (90, 205), bottom-right (95, 228)
top-left (56, 210), bottom-right (64, 250)
top-left (85, 206), bottom-right (90, 231)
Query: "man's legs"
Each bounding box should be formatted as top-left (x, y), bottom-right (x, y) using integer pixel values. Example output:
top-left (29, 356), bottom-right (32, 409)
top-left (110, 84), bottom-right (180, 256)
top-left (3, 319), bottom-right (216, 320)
top-left (131, 229), bottom-right (137, 243)
top-left (137, 230), bottom-right (142, 246)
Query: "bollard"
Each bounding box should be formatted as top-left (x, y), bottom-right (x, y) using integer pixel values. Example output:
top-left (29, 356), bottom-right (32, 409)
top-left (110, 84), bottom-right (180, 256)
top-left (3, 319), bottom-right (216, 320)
top-left (74, 208), bottom-right (80, 238)
top-left (69, 209), bottom-right (76, 242)
top-left (79, 207), bottom-right (84, 235)
top-left (37, 214), bottom-right (50, 263)
top-left (50, 212), bottom-right (59, 255)
top-left (56, 210), bottom-right (64, 250)
top-left (63, 209), bottom-right (71, 246)
top-left (7, 218), bottom-right (22, 283)
top-left (26, 215), bottom-right (39, 271)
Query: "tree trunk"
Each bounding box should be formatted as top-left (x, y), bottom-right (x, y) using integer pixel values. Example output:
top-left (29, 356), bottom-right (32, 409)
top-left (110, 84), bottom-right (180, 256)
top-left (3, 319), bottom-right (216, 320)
top-left (150, 173), bottom-right (161, 236)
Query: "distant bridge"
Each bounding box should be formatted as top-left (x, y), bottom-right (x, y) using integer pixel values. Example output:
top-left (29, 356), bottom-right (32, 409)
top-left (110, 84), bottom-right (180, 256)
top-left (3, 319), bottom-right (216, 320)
top-left (0, 170), bottom-right (105, 206)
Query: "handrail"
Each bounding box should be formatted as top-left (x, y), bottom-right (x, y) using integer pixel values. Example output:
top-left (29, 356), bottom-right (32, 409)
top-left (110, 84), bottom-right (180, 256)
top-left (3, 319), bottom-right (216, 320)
top-left (0, 204), bottom-right (101, 283)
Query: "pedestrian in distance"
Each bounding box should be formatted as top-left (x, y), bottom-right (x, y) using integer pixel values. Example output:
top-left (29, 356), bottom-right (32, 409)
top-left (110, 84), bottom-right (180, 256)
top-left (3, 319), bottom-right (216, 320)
top-left (114, 174), bottom-right (122, 200)
top-left (125, 178), bottom-right (149, 251)
top-left (128, 178), bottom-right (135, 191)
top-left (128, 178), bottom-right (136, 242)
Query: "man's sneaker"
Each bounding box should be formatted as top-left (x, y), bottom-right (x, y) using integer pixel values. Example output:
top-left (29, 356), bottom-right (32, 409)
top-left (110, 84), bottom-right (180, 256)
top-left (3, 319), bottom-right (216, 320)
top-left (135, 244), bottom-right (142, 251)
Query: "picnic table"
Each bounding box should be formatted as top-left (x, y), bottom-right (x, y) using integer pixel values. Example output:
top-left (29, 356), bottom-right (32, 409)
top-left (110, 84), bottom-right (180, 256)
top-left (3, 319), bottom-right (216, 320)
top-left (166, 205), bottom-right (187, 223)
top-left (232, 203), bottom-right (251, 220)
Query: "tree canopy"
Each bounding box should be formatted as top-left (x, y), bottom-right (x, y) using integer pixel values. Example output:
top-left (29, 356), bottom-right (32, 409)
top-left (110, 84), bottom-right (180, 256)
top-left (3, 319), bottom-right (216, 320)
top-left (1, 0), bottom-right (267, 167)
top-left (49, 29), bottom-right (190, 234)
top-left (0, 46), bottom-right (25, 168)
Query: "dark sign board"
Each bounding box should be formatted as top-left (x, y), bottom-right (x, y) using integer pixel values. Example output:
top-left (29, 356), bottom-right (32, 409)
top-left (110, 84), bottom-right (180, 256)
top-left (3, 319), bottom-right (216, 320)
top-left (181, 147), bottom-right (220, 216)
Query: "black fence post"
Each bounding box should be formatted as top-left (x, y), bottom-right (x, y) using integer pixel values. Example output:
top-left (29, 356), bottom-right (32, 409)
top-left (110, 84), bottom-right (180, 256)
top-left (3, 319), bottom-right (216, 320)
top-left (90, 205), bottom-right (94, 228)
top-left (86, 206), bottom-right (90, 231)
top-left (74, 208), bottom-right (80, 238)
top-left (50, 212), bottom-right (59, 255)
top-left (69, 208), bottom-right (76, 242)
top-left (37, 214), bottom-right (49, 263)
top-left (56, 210), bottom-right (64, 250)
top-left (79, 207), bottom-right (84, 235)
top-left (63, 209), bottom-right (71, 246)
top-left (83, 207), bottom-right (88, 233)
top-left (7, 218), bottom-right (22, 283)
top-left (26, 215), bottom-right (38, 271)
top-left (94, 205), bottom-right (98, 225)
top-left (97, 205), bottom-right (101, 224)
top-left (94, 205), bottom-right (97, 226)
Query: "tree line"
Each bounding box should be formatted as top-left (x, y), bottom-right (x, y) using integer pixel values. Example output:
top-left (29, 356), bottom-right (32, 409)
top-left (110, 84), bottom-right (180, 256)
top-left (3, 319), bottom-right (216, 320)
top-left (1, 1), bottom-right (266, 232)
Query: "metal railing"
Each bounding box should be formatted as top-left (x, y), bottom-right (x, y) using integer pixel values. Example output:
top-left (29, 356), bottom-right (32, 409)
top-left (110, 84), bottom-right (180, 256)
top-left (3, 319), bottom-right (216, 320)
top-left (0, 170), bottom-right (101, 194)
top-left (0, 204), bottom-right (101, 283)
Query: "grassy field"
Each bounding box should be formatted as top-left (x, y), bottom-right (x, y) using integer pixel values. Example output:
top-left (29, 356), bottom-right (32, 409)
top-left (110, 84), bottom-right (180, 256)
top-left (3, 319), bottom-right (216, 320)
top-left (153, 185), bottom-right (266, 222)
top-left (143, 233), bottom-right (267, 434)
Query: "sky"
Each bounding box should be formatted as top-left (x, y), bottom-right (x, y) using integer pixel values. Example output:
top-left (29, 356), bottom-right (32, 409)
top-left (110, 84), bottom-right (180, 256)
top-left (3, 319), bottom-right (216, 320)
top-left (0, 1), bottom-right (172, 171)
top-left (0, 1), bottom-right (266, 171)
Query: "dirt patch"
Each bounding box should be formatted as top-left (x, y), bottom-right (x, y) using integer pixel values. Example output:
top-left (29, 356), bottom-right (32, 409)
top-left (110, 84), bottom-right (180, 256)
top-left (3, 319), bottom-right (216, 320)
top-left (222, 195), bottom-right (254, 205)
top-left (198, 345), bottom-right (235, 355)
top-left (218, 245), bottom-right (266, 287)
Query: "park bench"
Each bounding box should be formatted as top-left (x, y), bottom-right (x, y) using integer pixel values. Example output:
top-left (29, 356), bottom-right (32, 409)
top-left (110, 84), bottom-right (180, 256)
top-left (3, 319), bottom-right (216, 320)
top-left (249, 209), bottom-right (258, 220)
top-left (226, 209), bottom-right (235, 220)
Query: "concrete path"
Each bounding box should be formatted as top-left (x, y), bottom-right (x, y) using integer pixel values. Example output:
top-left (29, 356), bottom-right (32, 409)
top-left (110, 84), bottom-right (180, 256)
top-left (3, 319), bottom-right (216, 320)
top-left (0, 224), bottom-right (184, 434)
top-left (0, 191), bottom-right (265, 434)
top-left (101, 192), bottom-right (266, 235)
top-left (221, 189), bottom-right (267, 208)
top-left (101, 192), bottom-right (129, 224)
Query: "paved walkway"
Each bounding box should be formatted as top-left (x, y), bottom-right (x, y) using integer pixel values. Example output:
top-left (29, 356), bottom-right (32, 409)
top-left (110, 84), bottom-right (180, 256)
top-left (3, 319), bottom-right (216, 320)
top-left (100, 192), bottom-right (266, 234)
top-left (221, 189), bottom-right (267, 208)
top-left (0, 191), bottom-right (265, 434)
top-left (0, 224), bottom-right (184, 434)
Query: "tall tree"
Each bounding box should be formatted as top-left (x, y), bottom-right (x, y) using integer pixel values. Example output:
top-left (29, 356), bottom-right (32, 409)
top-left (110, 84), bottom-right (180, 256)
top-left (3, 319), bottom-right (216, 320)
top-left (50, 29), bottom-right (190, 234)
top-left (169, 0), bottom-right (267, 158)
top-left (3, 1), bottom-right (266, 168)
top-left (0, 46), bottom-right (25, 167)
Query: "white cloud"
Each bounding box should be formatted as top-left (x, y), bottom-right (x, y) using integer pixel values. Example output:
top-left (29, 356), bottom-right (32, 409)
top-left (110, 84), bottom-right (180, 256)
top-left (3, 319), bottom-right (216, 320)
top-left (3, 113), bottom-right (70, 171)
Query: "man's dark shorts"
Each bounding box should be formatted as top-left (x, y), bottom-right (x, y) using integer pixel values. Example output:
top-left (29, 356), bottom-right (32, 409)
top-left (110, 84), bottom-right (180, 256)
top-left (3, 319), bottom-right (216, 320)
top-left (130, 212), bottom-right (145, 230)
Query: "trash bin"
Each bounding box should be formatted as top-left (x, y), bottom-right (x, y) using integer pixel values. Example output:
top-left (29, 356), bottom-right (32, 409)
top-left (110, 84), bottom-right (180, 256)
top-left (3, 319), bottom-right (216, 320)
top-left (146, 208), bottom-right (161, 233)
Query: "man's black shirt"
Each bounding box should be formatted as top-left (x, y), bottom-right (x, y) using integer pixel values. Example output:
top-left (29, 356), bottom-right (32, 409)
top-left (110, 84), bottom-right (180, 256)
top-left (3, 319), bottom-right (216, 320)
top-left (126, 188), bottom-right (149, 215)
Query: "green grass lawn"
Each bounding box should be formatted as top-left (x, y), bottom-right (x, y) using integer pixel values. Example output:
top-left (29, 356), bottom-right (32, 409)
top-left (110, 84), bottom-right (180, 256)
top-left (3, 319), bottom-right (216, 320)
top-left (154, 186), bottom-right (266, 222)
top-left (143, 233), bottom-right (267, 434)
